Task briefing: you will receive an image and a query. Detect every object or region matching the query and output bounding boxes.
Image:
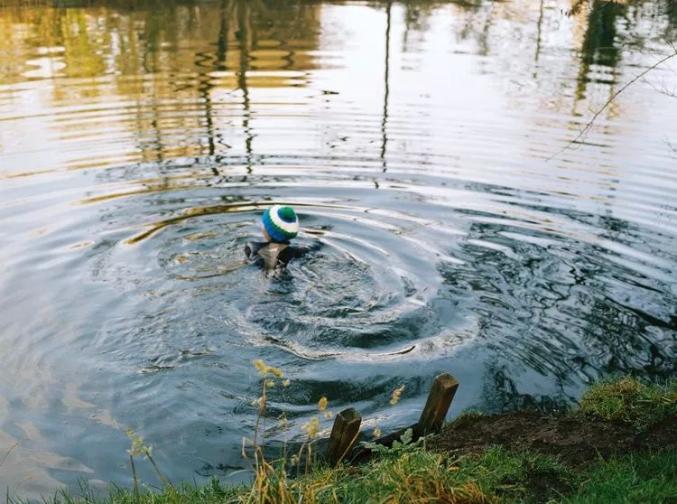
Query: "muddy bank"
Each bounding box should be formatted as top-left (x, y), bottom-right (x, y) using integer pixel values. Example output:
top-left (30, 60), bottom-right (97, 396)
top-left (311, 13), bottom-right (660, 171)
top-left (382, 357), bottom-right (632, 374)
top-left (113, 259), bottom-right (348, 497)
top-left (432, 410), bottom-right (677, 468)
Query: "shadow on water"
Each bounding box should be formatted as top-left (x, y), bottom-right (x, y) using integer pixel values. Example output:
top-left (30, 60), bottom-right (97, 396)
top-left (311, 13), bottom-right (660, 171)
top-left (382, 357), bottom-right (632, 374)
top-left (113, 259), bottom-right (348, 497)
top-left (0, 0), bottom-right (676, 499)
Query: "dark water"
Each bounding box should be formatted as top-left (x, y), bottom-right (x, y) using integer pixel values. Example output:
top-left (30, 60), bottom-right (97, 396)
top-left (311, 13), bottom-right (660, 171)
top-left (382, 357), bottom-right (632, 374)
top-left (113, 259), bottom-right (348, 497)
top-left (1, 0), bottom-right (676, 498)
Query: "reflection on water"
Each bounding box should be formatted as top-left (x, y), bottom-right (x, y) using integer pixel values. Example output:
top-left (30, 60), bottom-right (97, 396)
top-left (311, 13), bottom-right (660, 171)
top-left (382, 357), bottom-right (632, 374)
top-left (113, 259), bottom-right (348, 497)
top-left (1, 0), bottom-right (676, 499)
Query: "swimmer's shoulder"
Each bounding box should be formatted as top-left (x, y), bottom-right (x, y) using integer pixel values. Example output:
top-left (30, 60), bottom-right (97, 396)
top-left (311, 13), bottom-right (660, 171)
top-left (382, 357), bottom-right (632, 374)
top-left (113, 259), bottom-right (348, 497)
top-left (244, 241), bottom-right (268, 259)
top-left (244, 240), bottom-right (322, 269)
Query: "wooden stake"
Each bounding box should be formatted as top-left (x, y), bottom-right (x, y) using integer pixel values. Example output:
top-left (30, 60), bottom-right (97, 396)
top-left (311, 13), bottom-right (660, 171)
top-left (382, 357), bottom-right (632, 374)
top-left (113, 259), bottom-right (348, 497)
top-left (327, 408), bottom-right (362, 465)
top-left (417, 373), bottom-right (459, 435)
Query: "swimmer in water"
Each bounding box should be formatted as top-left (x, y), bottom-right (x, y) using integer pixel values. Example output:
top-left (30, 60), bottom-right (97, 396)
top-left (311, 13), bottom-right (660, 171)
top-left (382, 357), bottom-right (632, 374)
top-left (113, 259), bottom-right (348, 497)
top-left (245, 205), bottom-right (318, 270)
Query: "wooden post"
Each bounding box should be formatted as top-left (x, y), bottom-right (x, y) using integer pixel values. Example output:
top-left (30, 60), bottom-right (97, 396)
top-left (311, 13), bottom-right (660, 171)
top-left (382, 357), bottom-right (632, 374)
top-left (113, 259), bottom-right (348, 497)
top-left (417, 373), bottom-right (459, 435)
top-left (327, 408), bottom-right (362, 466)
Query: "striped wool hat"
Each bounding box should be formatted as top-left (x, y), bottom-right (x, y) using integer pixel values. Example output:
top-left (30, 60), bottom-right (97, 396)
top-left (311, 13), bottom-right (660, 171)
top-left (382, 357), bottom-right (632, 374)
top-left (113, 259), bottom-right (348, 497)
top-left (261, 205), bottom-right (299, 243)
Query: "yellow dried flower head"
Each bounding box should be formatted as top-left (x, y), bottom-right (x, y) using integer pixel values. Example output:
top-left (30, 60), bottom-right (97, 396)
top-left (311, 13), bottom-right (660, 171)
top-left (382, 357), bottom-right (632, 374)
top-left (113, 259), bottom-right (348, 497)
top-left (373, 427), bottom-right (382, 439)
top-left (318, 396), bottom-right (328, 411)
top-left (390, 385), bottom-right (406, 406)
top-left (282, 379), bottom-right (291, 387)
top-left (265, 379), bottom-right (275, 388)
top-left (253, 359), bottom-right (267, 375)
top-left (126, 429), bottom-right (151, 458)
top-left (269, 367), bottom-right (284, 379)
top-left (252, 359), bottom-right (284, 379)
top-left (323, 411), bottom-right (333, 420)
top-left (302, 417), bottom-right (320, 439)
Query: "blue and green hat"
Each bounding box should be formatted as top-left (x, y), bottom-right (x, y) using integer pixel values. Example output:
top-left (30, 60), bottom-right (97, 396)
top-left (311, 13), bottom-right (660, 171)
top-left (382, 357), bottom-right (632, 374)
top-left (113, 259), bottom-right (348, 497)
top-left (261, 205), bottom-right (299, 243)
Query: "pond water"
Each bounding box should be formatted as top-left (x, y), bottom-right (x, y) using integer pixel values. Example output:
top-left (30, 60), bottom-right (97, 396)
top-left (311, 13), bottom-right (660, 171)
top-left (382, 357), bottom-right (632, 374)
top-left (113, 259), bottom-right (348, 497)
top-left (1, 0), bottom-right (676, 498)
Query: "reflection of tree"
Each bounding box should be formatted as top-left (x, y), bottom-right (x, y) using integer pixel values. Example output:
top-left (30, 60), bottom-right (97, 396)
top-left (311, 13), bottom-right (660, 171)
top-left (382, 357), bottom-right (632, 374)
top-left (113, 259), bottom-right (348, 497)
top-left (381, 1), bottom-right (392, 173)
top-left (198, 0), bottom-right (231, 167)
top-left (1, 0), bottom-right (321, 160)
top-left (235, 0), bottom-right (254, 172)
top-left (394, 0), bottom-right (675, 137)
top-left (667, 1), bottom-right (677, 40)
top-left (60, 10), bottom-right (106, 78)
top-left (401, 0), bottom-right (437, 38)
top-left (574, 0), bottom-right (626, 101)
top-left (534, 0), bottom-right (544, 71)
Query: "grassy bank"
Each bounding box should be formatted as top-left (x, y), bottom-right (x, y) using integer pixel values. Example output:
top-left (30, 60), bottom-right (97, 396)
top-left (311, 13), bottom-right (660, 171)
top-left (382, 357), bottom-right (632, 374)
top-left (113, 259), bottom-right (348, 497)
top-left (11, 377), bottom-right (677, 504)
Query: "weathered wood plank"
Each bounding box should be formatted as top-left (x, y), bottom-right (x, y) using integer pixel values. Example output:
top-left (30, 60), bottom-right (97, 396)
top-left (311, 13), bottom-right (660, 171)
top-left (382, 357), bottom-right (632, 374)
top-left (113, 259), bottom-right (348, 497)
top-left (418, 373), bottom-right (459, 435)
top-left (327, 407), bottom-right (362, 465)
top-left (334, 373), bottom-right (460, 465)
top-left (349, 373), bottom-right (459, 463)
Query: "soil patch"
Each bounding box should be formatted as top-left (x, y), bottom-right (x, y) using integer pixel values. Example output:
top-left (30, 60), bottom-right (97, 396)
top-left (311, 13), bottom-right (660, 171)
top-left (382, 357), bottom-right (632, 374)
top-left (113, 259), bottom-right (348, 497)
top-left (431, 411), bottom-right (677, 468)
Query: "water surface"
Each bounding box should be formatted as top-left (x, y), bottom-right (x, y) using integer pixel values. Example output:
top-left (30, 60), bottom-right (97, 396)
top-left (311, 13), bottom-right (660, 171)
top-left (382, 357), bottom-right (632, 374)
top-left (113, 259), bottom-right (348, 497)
top-left (1, 0), bottom-right (676, 498)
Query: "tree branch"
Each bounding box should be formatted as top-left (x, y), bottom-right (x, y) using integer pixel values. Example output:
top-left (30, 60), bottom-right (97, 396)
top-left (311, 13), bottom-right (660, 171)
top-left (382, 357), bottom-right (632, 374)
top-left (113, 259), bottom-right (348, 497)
top-left (547, 48), bottom-right (677, 161)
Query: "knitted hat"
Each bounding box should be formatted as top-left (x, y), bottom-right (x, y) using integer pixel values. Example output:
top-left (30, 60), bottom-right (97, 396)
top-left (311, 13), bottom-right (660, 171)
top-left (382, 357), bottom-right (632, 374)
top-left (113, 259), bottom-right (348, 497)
top-left (261, 205), bottom-right (299, 243)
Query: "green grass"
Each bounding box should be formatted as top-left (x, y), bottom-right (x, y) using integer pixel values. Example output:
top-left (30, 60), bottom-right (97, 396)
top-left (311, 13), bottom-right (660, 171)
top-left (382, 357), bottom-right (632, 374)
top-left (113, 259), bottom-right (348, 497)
top-left (20, 447), bottom-right (677, 504)
top-left (579, 376), bottom-right (677, 430)
top-left (300, 446), bottom-right (572, 503)
top-left (277, 446), bottom-right (674, 504)
top-left (564, 451), bottom-right (677, 504)
top-left (9, 480), bottom-right (242, 504)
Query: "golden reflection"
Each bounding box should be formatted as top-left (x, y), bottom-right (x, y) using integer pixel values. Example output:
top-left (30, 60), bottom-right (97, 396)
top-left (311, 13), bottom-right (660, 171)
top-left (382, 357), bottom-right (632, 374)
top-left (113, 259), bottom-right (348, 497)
top-left (125, 200), bottom-right (345, 243)
top-left (2, 0), bottom-right (674, 176)
top-left (0, 1), bottom-right (320, 84)
top-left (0, 0), bottom-right (321, 167)
top-left (126, 202), bottom-right (265, 243)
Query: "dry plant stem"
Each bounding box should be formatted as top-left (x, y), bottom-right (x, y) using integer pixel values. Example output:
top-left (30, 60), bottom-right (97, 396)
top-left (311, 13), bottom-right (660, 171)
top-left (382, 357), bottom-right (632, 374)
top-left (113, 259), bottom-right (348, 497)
top-left (283, 428), bottom-right (288, 462)
top-left (253, 381), bottom-right (268, 450)
top-left (548, 48), bottom-right (677, 161)
top-left (335, 429), bottom-right (361, 466)
top-left (255, 446), bottom-right (266, 475)
top-left (146, 451), bottom-right (175, 490)
top-left (250, 457), bottom-right (275, 504)
top-left (129, 455), bottom-right (140, 502)
top-left (305, 444), bottom-right (313, 475)
top-left (295, 441), bottom-right (306, 476)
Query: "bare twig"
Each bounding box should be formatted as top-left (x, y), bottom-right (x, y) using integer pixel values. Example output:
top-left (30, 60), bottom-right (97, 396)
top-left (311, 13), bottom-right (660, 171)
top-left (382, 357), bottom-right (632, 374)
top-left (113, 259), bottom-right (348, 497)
top-left (548, 48), bottom-right (677, 161)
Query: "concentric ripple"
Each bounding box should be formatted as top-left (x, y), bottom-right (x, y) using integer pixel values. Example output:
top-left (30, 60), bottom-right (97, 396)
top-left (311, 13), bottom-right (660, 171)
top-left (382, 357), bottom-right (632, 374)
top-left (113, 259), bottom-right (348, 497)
top-left (144, 198), bottom-right (453, 358)
top-left (0, 0), bottom-right (676, 499)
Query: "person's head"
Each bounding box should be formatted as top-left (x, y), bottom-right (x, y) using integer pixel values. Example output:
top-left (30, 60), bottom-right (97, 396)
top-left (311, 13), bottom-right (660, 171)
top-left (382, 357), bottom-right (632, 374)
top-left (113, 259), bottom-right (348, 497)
top-left (261, 205), bottom-right (299, 243)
